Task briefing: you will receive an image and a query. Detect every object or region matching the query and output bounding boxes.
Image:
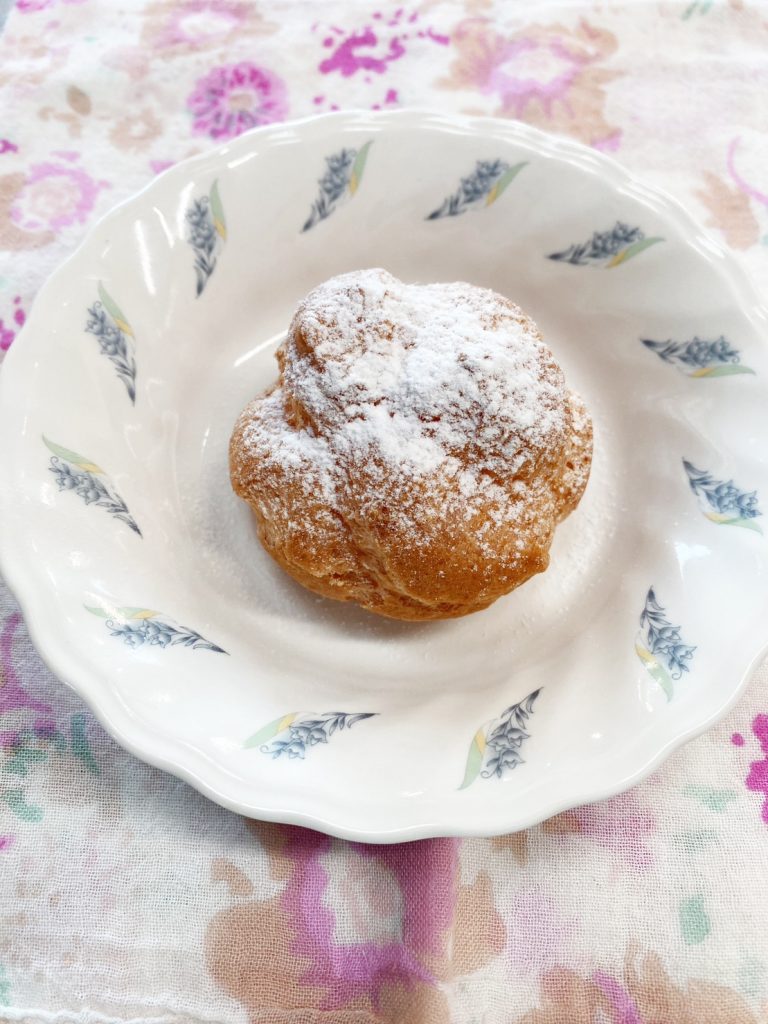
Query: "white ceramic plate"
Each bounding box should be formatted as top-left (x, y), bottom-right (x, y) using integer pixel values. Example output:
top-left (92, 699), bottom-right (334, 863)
top-left (2, 111), bottom-right (768, 842)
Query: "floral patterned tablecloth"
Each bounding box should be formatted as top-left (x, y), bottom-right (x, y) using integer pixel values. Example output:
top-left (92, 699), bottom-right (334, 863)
top-left (2, 1), bottom-right (768, 1021)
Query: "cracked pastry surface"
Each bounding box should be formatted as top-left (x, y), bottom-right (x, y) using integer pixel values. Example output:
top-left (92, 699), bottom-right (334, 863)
top-left (229, 268), bottom-right (592, 621)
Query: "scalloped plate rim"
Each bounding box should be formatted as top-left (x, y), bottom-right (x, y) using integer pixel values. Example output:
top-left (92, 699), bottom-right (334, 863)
top-left (1, 109), bottom-right (767, 841)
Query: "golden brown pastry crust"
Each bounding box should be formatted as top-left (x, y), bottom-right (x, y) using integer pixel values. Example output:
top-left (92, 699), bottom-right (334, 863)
top-left (230, 269), bottom-right (592, 620)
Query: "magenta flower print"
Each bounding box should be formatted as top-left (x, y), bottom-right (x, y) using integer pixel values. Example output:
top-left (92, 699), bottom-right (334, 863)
top-left (17, 0), bottom-right (86, 10)
top-left (187, 62), bottom-right (288, 141)
top-left (0, 296), bottom-right (26, 354)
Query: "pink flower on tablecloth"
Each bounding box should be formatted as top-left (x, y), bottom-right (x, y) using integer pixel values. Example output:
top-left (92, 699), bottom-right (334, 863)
top-left (141, 0), bottom-right (276, 60)
top-left (315, 8), bottom-right (449, 82)
top-left (0, 296), bottom-right (25, 352)
top-left (160, 0), bottom-right (249, 46)
top-left (738, 713), bottom-right (768, 824)
top-left (159, 0), bottom-right (266, 48)
top-left (107, 1), bottom-right (277, 78)
top-left (440, 17), bottom-right (621, 149)
top-left (333, 849), bottom-right (404, 942)
top-left (16, 0), bottom-right (86, 10)
top-left (187, 62), bottom-right (288, 140)
top-left (9, 161), bottom-right (108, 233)
top-left (207, 827), bottom-right (488, 1018)
top-left (319, 24), bottom-right (408, 78)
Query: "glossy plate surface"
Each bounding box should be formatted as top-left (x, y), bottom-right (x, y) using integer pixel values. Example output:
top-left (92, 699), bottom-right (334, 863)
top-left (2, 111), bottom-right (767, 841)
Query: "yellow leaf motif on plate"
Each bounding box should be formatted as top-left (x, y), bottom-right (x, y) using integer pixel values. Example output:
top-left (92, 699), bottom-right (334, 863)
top-left (459, 727), bottom-right (488, 790)
top-left (84, 605), bottom-right (159, 620)
top-left (690, 364), bottom-right (755, 377)
top-left (210, 179), bottom-right (227, 241)
top-left (606, 236), bottom-right (664, 267)
top-left (634, 641), bottom-right (658, 668)
top-left (43, 436), bottom-right (103, 475)
top-left (484, 161), bottom-right (528, 206)
top-left (243, 714), bottom-right (298, 750)
top-left (348, 140), bottom-right (373, 196)
top-left (98, 282), bottom-right (133, 337)
top-left (635, 641), bottom-right (674, 701)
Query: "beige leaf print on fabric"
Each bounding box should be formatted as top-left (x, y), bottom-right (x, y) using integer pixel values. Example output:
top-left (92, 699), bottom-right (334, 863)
top-left (451, 870), bottom-right (506, 974)
top-left (625, 948), bottom-right (759, 1022)
top-left (696, 171), bottom-right (760, 250)
top-left (38, 86), bottom-right (92, 139)
top-left (67, 85), bottom-right (92, 116)
top-left (211, 858), bottom-right (254, 897)
top-left (516, 946), bottom-right (761, 1024)
top-left (440, 17), bottom-right (622, 149)
top-left (492, 829), bottom-right (530, 865)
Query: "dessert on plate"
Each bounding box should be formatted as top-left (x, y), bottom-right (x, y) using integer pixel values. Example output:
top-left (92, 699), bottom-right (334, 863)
top-left (229, 269), bottom-right (592, 621)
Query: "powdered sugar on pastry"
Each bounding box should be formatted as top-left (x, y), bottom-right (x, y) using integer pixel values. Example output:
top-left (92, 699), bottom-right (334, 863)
top-left (230, 269), bottom-right (592, 621)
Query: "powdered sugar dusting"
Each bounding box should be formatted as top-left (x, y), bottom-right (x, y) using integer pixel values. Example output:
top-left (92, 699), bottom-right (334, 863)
top-left (279, 269), bottom-right (567, 492)
top-left (230, 269), bottom-right (592, 618)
